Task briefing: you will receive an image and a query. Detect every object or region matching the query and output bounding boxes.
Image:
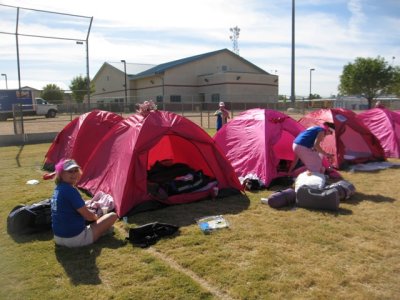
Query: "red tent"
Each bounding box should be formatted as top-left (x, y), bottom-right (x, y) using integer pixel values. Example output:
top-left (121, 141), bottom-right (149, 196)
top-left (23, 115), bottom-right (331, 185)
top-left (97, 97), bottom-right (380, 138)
top-left (78, 110), bottom-right (242, 217)
top-left (43, 110), bottom-right (123, 171)
top-left (213, 109), bottom-right (307, 187)
top-left (357, 108), bottom-right (400, 158)
top-left (299, 108), bottom-right (385, 169)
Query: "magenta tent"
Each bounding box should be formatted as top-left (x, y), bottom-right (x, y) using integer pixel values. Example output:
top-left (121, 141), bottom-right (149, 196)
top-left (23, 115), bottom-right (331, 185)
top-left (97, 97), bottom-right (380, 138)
top-left (213, 108), bottom-right (306, 187)
top-left (299, 108), bottom-right (385, 169)
top-left (78, 110), bottom-right (242, 217)
top-left (358, 108), bottom-right (400, 158)
top-left (43, 110), bottom-right (123, 171)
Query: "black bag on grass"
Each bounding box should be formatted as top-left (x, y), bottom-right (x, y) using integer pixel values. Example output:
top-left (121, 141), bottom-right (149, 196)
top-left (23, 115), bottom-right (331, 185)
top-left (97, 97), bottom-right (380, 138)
top-left (296, 185), bottom-right (340, 211)
top-left (7, 199), bottom-right (52, 235)
top-left (126, 222), bottom-right (179, 248)
top-left (326, 180), bottom-right (356, 200)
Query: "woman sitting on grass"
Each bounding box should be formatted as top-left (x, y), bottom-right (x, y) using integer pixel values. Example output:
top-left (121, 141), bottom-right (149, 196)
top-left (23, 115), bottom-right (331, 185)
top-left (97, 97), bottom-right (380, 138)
top-left (50, 159), bottom-right (118, 248)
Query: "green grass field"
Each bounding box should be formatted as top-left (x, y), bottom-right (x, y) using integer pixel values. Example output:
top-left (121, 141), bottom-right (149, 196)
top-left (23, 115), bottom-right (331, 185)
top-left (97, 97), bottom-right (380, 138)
top-left (1, 143), bottom-right (399, 299)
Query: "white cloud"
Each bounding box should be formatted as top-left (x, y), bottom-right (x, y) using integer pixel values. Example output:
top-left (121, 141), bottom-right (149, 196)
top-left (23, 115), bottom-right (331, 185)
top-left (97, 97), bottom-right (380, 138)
top-left (347, 0), bottom-right (365, 36)
top-left (1, 0), bottom-right (399, 97)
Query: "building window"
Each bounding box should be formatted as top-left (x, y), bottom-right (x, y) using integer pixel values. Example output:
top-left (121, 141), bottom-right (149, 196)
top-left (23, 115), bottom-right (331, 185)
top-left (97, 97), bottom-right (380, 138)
top-left (156, 95), bottom-right (163, 103)
top-left (170, 95), bottom-right (181, 102)
top-left (221, 65), bottom-right (228, 72)
top-left (211, 94), bottom-right (220, 103)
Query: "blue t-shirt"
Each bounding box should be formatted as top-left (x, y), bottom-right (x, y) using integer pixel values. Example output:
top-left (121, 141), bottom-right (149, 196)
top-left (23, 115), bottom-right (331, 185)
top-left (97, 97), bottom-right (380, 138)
top-left (51, 182), bottom-right (86, 238)
top-left (294, 126), bottom-right (324, 148)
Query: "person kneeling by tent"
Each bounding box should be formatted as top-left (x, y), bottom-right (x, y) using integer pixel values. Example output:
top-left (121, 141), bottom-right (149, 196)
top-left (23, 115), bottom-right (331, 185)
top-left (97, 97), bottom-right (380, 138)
top-left (50, 159), bottom-right (118, 248)
top-left (289, 122), bottom-right (335, 174)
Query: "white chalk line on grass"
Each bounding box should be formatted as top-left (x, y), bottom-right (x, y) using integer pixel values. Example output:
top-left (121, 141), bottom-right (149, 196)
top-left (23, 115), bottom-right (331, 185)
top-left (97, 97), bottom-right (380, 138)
top-left (147, 247), bottom-right (235, 300)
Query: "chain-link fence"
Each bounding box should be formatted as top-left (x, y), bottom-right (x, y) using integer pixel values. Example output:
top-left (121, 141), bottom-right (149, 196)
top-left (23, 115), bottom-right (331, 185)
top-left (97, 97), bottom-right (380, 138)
top-left (2, 98), bottom-right (400, 136)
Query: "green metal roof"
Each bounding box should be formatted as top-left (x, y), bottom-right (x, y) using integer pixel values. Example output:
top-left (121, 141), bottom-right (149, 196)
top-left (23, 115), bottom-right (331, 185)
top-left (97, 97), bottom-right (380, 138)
top-left (133, 48), bottom-right (269, 79)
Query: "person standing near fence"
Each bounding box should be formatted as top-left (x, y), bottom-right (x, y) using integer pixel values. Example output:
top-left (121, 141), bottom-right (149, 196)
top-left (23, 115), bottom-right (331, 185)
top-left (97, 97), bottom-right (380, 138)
top-left (214, 102), bottom-right (230, 131)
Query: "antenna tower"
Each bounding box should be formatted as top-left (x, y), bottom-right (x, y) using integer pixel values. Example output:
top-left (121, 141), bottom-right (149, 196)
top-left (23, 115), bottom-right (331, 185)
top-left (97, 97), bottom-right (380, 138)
top-left (229, 26), bottom-right (240, 55)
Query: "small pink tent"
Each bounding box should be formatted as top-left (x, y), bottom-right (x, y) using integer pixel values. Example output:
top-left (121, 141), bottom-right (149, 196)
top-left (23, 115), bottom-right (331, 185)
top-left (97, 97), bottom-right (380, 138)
top-left (299, 108), bottom-right (385, 169)
top-left (43, 110), bottom-right (123, 171)
top-left (78, 110), bottom-right (242, 217)
top-left (213, 109), bottom-right (306, 187)
top-left (357, 108), bottom-right (400, 158)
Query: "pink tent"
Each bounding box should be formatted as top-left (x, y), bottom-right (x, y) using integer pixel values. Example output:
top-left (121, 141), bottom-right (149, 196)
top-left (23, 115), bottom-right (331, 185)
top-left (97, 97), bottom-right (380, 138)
top-left (78, 110), bottom-right (242, 217)
top-left (357, 108), bottom-right (400, 158)
top-left (43, 110), bottom-right (123, 171)
top-left (213, 109), bottom-right (306, 187)
top-left (299, 108), bottom-right (385, 169)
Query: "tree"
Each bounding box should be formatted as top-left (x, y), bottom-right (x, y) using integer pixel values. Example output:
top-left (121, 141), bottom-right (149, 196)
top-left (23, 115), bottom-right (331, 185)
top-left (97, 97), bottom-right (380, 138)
top-left (338, 56), bottom-right (394, 108)
top-left (69, 75), bottom-right (94, 103)
top-left (279, 95), bottom-right (288, 101)
top-left (40, 84), bottom-right (64, 103)
top-left (388, 66), bottom-right (400, 96)
top-left (309, 93), bottom-right (321, 100)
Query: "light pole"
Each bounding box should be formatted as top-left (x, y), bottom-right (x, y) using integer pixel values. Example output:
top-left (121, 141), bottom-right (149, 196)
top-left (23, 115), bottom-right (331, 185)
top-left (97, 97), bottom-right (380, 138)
top-left (1, 74), bottom-right (8, 89)
top-left (290, 0), bottom-right (295, 103)
top-left (309, 68), bottom-right (315, 99)
top-left (121, 60), bottom-right (128, 108)
top-left (76, 39), bottom-right (91, 108)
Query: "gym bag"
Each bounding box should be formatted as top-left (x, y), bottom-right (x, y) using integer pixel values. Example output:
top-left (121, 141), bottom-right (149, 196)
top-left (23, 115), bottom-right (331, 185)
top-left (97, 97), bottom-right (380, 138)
top-left (7, 199), bottom-right (52, 235)
top-left (126, 222), bottom-right (179, 248)
top-left (296, 185), bottom-right (340, 211)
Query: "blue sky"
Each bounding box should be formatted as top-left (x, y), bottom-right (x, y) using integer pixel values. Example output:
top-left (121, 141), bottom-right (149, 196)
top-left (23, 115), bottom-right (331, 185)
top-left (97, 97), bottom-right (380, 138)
top-left (0, 0), bottom-right (399, 98)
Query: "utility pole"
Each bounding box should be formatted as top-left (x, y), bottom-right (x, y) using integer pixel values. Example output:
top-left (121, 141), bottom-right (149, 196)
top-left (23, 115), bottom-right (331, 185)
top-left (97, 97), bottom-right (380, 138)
top-left (1, 74), bottom-right (8, 89)
top-left (121, 60), bottom-right (128, 108)
top-left (309, 68), bottom-right (315, 99)
top-left (290, 0), bottom-right (296, 103)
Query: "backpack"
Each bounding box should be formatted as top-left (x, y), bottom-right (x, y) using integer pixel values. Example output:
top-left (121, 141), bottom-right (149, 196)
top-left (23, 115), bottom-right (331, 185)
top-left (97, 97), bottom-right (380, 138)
top-left (7, 199), bottom-right (52, 235)
top-left (243, 178), bottom-right (262, 191)
top-left (326, 180), bottom-right (356, 200)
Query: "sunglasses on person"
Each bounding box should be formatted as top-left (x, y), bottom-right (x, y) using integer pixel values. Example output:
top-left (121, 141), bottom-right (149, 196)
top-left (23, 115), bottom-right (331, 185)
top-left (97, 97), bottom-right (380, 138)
top-left (66, 168), bottom-right (80, 174)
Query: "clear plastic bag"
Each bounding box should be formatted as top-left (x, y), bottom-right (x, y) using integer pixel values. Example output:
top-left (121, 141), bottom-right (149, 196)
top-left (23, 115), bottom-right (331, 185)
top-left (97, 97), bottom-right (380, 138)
top-left (197, 215), bottom-right (229, 233)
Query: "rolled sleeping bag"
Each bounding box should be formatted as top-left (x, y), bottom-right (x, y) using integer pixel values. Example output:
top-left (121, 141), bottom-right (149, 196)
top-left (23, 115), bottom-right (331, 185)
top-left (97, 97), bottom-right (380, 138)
top-left (265, 188), bottom-right (296, 208)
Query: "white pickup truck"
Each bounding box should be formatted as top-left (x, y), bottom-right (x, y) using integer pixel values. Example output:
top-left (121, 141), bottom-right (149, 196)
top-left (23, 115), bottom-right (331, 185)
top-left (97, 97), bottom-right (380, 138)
top-left (34, 98), bottom-right (58, 118)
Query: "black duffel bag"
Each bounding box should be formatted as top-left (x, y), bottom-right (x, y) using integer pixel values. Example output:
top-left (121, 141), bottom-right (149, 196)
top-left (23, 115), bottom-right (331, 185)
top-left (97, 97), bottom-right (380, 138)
top-left (7, 199), bottom-right (52, 235)
top-left (296, 185), bottom-right (340, 211)
top-left (126, 222), bottom-right (179, 248)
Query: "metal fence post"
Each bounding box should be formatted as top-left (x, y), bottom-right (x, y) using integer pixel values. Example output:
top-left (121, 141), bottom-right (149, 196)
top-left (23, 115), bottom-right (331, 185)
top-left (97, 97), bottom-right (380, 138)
top-left (12, 104), bottom-right (24, 135)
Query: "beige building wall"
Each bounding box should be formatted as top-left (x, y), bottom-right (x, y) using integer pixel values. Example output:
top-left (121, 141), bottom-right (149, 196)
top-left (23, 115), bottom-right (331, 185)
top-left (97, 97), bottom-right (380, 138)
top-left (92, 65), bottom-right (126, 102)
top-left (92, 50), bottom-right (278, 104)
